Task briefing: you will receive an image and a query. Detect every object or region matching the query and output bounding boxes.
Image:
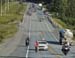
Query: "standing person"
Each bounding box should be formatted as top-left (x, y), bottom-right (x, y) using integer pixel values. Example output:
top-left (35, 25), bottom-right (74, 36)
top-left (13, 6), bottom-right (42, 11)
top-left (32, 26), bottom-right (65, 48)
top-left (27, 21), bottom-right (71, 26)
top-left (34, 41), bottom-right (38, 52)
top-left (59, 29), bottom-right (65, 45)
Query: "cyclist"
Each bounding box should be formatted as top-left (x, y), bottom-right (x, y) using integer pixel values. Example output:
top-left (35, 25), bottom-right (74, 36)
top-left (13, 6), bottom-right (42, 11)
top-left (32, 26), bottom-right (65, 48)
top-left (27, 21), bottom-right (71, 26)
top-left (25, 37), bottom-right (29, 46)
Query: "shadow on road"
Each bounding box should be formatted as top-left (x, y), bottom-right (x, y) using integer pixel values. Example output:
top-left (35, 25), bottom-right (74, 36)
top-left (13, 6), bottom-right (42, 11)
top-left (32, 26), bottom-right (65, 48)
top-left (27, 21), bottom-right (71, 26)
top-left (29, 48), bottom-right (48, 51)
top-left (29, 48), bottom-right (35, 51)
top-left (47, 41), bottom-right (60, 45)
top-left (18, 45), bottom-right (26, 47)
top-left (39, 49), bottom-right (48, 51)
top-left (51, 53), bottom-right (63, 56)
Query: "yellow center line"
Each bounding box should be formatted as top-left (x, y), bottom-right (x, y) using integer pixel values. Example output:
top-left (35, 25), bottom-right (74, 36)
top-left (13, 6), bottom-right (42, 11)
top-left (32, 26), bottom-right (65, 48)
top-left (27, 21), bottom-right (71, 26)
top-left (48, 45), bottom-right (62, 58)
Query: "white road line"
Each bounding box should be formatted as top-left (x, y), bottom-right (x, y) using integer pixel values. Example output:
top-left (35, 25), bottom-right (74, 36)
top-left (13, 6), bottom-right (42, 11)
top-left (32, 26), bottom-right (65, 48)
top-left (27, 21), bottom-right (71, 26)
top-left (26, 16), bottom-right (31, 58)
top-left (26, 46), bottom-right (29, 58)
top-left (44, 21), bottom-right (58, 41)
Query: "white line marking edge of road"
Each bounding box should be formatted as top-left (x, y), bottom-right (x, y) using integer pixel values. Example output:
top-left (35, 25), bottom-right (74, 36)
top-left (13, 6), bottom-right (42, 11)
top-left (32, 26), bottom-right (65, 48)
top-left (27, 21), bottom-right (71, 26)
top-left (26, 46), bottom-right (29, 58)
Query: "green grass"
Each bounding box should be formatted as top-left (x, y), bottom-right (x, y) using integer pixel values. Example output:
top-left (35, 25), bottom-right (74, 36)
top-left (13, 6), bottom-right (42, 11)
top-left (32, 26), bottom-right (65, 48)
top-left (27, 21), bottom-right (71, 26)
top-left (52, 18), bottom-right (67, 28)
top-left (0, 24), bottom-right (17, 37)
top-left (0, 24), bottom-right (18, 42)
top-left (0, 2), bottom-right (27, 42)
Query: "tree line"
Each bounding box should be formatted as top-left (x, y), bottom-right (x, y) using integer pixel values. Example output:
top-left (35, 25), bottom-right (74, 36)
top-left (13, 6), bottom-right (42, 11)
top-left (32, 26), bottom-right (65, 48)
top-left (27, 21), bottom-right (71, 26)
top-left (0, 0), bottom-right (17, 4)
top-left (46, 0), bottom-right (75, 29)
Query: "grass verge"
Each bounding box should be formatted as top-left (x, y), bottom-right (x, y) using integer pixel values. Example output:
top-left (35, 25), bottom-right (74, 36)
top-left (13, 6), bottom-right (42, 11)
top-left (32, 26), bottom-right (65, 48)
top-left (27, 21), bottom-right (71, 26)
top-left (52, 18), bottom-right (67, 28)
top-left (0, 2), bottom-right (27, 42)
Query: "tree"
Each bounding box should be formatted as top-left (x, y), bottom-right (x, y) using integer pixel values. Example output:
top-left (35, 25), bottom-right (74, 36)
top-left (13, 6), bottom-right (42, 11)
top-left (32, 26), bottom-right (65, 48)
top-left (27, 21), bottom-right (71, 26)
top-left (66, 0), bottom-right (75, 18)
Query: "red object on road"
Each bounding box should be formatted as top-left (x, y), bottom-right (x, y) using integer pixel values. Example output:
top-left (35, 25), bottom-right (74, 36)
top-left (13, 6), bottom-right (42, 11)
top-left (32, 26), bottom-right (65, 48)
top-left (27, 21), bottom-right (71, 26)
top-left (34, 41), bottom-right (38, 47)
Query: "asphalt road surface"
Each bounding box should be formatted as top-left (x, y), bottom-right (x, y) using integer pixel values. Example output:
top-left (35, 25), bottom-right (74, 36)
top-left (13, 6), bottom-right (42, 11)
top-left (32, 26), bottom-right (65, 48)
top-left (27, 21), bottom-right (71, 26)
top-left (0, 3), bottom-right (75, 58)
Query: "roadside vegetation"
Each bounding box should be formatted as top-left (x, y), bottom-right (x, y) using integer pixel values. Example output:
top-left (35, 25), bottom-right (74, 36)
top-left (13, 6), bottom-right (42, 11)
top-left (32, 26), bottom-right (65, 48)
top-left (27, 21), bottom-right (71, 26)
top-left (0, 1), bottom-right (27, 42)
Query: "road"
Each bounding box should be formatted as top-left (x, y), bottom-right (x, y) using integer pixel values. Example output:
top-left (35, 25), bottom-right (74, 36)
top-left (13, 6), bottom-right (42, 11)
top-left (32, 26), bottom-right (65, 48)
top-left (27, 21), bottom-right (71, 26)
top-left (0, 3), bottom-right (75, 58)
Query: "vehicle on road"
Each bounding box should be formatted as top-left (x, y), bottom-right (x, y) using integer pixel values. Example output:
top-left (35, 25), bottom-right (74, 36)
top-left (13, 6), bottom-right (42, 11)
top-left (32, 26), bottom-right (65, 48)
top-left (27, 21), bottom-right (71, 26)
top-left (62, 42), bottom-right (70, 55)
top-left (37, 41), bottom-right (48, 50)
top-left (32, 3), bottom-right (35, 8)
top-left (27, 11), bottom-right (32, 16)
top-left (25, 37), bottom-right (30, 46)
top-left (38, 3), bottom-right (42, 10)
